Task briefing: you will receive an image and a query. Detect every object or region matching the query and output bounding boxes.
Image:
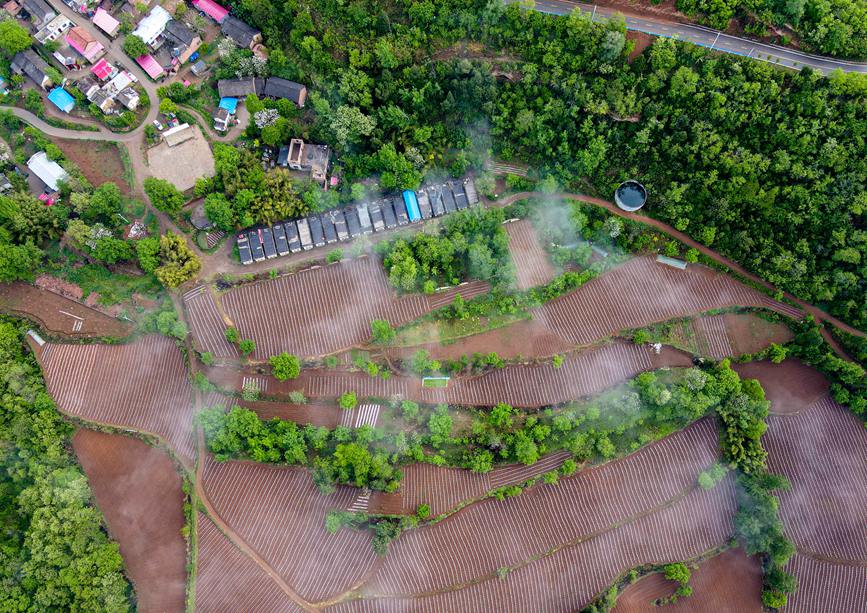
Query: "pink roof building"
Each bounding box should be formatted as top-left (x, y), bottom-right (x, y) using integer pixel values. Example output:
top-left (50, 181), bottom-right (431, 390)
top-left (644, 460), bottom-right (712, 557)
top-left (192, 0), bottom-right (228, 23)
top-left (65, 26), bottom-right (105, 63)
top-left (136, 54), bottom-right (165, 80)
top-left (90, 58), bottom-right (113, 80)
top-left (92, 8), bottom-right (120, 37)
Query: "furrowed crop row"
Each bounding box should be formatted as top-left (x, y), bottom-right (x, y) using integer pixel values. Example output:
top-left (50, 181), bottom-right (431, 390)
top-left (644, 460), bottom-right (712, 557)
top-left (202, 458), bottom-right (376, 601)
top-left (765, 395), bottom-right (867, 561)
top-left (41, 337), bottom-right (195, 462)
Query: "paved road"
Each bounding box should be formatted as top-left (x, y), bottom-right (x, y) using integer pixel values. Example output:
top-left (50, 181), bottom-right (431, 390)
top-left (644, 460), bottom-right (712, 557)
top-left (520, 0), bottom-right (867, 75)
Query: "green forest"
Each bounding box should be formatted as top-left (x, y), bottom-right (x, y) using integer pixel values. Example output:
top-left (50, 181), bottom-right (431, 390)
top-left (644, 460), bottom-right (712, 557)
top-left (0, 321), bottom-right (133, 610)
top-left (675, 0), bottom-right (867, 58)
top-left (215, 0), bottom-right (866, 332)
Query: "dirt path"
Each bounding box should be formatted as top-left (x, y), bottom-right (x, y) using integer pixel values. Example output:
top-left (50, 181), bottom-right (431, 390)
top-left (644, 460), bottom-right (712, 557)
top-left (496, 191), bottom-right (866, 347)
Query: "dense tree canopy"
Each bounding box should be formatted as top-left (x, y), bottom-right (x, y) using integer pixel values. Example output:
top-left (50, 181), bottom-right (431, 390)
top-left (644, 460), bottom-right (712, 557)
top-left (0, 321), bottom-right (132, 610)
top-left (221, 0), bottom-right (865, 331)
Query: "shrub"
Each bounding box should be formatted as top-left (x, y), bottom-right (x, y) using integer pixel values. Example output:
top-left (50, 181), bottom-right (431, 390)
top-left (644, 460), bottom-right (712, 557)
top-left (239, 339), bottom-right (256, 356)
top-left (269, 352), bottom-right (301, 380)
top-left (370, 319), bottom-right (395, 344)
top-left (339, 391), bottom-right (358, 410)
top-left (225, 327), bottom-right (239, 344)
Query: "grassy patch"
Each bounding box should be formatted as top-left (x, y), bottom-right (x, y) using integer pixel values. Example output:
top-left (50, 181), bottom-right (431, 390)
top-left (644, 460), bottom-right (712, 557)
top-left (60, 263), bottom-right (162, 305)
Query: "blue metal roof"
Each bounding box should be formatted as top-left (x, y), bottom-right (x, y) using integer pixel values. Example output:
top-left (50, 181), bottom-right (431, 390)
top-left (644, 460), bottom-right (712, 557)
top-left (218, 97), bottom-right (238, 114)
top-left (47, 87), bottom-right (75, 113)
top-left (402, 190), bottom-right (421, 222)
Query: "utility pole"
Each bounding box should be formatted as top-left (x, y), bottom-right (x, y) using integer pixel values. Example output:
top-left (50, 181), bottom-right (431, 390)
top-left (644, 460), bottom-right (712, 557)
top-left (591, 4), bottom-right (597, 21)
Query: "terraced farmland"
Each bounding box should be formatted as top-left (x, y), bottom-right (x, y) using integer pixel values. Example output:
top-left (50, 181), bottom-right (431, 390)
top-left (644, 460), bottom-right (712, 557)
top-left (396, 451), bottom-right (570, 517)
top-left (782, 554), bottom-right (867, 613)
top-left (38, 335), bottom-right (196, 464)
top-left (182, 286), bottom-right (237, 358)
top-left (505, 219), bottom-right (556, 290)
top-left (201, 458), bottom-right (377, 602)
top-left (535, 257), bottom-right (792, 346)
top-left (196, 514), bottom-right (303, 613)
top-left (327, 419), bottom-right (731, 610)
top-left (215, 258), bottom-right (488, 359)
top-left (764, 395), bottom-right (867, 562)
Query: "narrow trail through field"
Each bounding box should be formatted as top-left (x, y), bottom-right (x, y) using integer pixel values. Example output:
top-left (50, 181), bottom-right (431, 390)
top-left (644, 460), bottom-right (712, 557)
top-left (193, 429), bottom-right (317, 611)
top-left (795, 548), bottom-right (867, 568)
top-left (496, 191), bottom-right (865, 353)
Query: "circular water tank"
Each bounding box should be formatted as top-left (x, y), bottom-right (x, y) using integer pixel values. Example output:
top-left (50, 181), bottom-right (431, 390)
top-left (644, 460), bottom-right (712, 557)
top-left (614, 180), bottom-right (647, 212)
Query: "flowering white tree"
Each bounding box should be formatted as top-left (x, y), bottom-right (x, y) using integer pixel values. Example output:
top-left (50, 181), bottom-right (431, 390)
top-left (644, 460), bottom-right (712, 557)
top-left (254, 108), bottom-right (279, 129)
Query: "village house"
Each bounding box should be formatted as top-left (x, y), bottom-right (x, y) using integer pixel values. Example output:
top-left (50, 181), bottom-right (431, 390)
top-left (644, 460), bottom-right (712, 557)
top-left (190, 0), bottom-right (227, 22)
top-left (34, 14), bottom-right (71, 44)
top-left (131, 5), bottom-right (171, 47)
top-left (91, 7), bottom-right (119, 37)
top-left (217, 77), bottom-right (307, 106)
top-left (161, 19), bottom-right (201, 66)
top-left (116, 87), bottom-right (139, 110)
top-left (11, 49), bottom-right (53, 89)
top-left (27, 151), bottom-right (68, 193)
top-left (20, 0), bottom-right (54, 25)
top-left (65, 26), bottom-right (105, 63)
top-left (281, 138), bottom-right (329, 185)
top-left (221, 15), bottom-right (261, 49)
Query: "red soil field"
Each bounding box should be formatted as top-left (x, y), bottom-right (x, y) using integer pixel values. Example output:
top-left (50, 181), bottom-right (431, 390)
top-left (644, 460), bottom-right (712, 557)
top-left (783, 553), bottom-right (867, 613)
top-left (0, 282), bottom-right (132, 338)
top-left (38, 335), bottom-right (196, 464)
top-left (181, 286), bottom-right (237, 359)
top-left (201, 457), bottom-right (377, 602)
top-left (209, 257), bottom-right (488, 359)
top-left (211, 341), bottom-right (662, 409)
top-left (195, 513), bottom-right (303, 613)
top-left (612, 547), bottom-right (762, 612)
top-left (534, 257), bottom-right (798, 347)
top-left (764, 395), bottom-right (867, 562)
top-left (721, 312), bottom-right (792, 356)
top-left (733, 360), bottom-right (829, 415)
top-left (382, 451), bottom-right (571, 517)
top-left (387, 316), bottom-right (576, 360)
top-left (505, 219), bottom-right (556, 290)
top-left (72, 429), bottom-right (186, 613)
top-left (239, 399), bottom-right (341, 427)
top-left (330, 419), bottom-right (732, 610)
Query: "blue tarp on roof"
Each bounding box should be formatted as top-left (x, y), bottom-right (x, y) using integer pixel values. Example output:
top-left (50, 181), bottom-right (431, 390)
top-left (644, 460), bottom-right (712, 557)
top-left (218, 97), bottom-right (238, 114)
top-left (47, 87), bottom-right (75, 113)
top-left (402, 190), bottom-right (421, 222)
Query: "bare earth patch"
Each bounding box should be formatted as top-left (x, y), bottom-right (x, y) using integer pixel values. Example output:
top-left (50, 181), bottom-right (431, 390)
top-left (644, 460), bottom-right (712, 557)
top-left (146, 126), bottom-right (215, 191)
top-left (53, 138), bottom-right (132, 194)
top-left (72, 429), bottom-right (187, 613)
top-left (613, 547), bottom-right (762, 612)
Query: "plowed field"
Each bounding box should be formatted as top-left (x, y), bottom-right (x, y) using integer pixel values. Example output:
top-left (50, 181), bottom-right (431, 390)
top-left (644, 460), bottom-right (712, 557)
top-left (764, 395), bottom-right (867, 562)
top-left (195, 513), bottom-right (303, 613)
top-left (733, 360), bottom-right (829, 415)
top-left (73, 429), bottom-right (186, 613)
top-left (535, 257), bottom-right (788, 345)
top-left (612, 547), bottom-right (762, 612)
top-left (201, 458), bottom-right (377, 602)
top-left (0, 282), bottom-right (132, 338)
top-left (213, 258), bottom-right (489, 359)
top-left (38, 335), bottom-right (196, 464)
top-left (505, 219), bottom-right (556, 290)
top-left (783, 554), bottom-right (867, 613)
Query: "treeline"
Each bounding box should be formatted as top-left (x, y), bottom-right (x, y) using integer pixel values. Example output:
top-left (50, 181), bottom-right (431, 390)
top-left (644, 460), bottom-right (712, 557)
top-left (0, 320), bottom-right (133, 610)
top-left (198, 405), bottom-right (405, 492)
top-left (786, 318), bottom-right (867, 421)
top-left (676, 0), bottom-right (867, 58)
top-left (200, 361), bottom-right (764, 487)
top-left (708, 358), bottom-right (797, 608)
top-left (378, 205), bottom-right (513, 292)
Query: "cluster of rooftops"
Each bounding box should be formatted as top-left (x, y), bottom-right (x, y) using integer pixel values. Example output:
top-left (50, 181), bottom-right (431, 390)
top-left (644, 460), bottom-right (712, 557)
top-left (237, 177), bottom-right (479, 265)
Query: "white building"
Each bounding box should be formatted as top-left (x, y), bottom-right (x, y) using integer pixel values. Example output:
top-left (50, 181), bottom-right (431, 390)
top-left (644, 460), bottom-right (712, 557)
top-left (35, 14), bottom-right (72, 44)
top-left (131, 5), bottom-right (172, 47)
top-left (27, 152), bottom-right (69, 192)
